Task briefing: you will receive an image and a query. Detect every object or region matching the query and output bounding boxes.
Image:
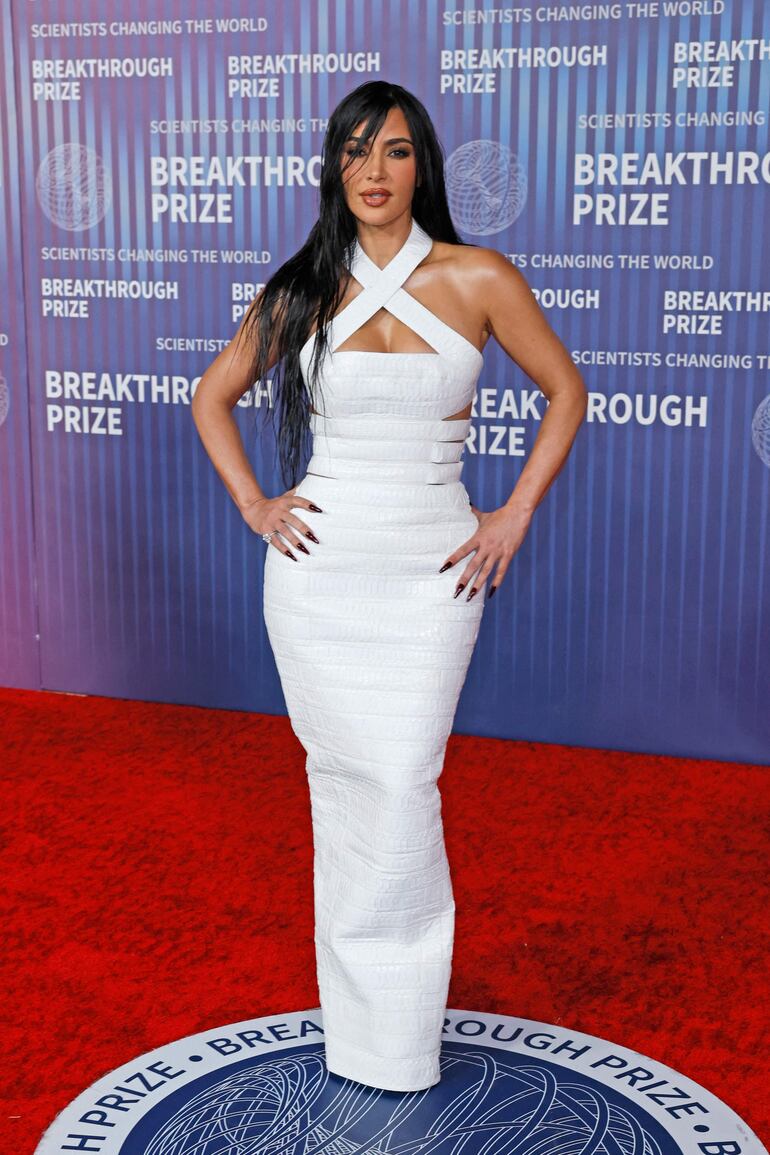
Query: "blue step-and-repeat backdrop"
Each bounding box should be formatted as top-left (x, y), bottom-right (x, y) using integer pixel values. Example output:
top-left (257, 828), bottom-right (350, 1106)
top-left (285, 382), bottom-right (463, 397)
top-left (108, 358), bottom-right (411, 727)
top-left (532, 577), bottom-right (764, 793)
top-left (1, 1), bottom-right (768, 764)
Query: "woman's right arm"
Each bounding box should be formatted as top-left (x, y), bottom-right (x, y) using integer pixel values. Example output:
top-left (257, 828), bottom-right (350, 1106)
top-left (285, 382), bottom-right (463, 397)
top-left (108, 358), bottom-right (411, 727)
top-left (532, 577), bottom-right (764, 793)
top-left (191, 301), bottom-right (321, 561)
top-left (191, 309), bottom-right (274, 514)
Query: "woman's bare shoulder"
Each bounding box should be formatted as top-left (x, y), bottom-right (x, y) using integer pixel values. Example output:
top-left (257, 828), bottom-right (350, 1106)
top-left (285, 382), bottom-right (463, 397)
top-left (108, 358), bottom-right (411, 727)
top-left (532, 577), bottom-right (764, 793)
top-left (430, 238), bottom-right (518, 282)
top-left (428, 239), bottom-right (527, 316)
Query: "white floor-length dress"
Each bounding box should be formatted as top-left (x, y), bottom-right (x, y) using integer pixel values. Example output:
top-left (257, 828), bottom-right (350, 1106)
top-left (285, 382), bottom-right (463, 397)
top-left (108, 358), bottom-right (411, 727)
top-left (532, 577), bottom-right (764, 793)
top-left (263, 216), bottom-right (486, 1092)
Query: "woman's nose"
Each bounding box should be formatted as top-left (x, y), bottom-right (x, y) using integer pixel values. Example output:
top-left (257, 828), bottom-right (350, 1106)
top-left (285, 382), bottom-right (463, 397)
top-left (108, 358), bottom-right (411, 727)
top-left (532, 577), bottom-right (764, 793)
top-left (363, 153), bottom-right (385, 179)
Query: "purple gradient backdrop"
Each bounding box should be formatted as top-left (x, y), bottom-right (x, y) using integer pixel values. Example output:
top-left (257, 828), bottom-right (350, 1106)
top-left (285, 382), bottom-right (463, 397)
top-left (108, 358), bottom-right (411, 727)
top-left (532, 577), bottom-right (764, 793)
top-left (2, 0), bottom-right (769, 763)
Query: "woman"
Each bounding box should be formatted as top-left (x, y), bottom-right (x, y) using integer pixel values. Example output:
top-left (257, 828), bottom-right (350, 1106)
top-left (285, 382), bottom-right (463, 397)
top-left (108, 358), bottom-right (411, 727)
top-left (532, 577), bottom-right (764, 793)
top-left (192, 81), bottom-right (587, 1093)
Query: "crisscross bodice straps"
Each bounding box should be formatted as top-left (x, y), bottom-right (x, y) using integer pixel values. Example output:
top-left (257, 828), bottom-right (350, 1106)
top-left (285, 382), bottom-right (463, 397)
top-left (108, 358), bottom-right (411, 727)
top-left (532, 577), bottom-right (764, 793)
top-left (328, 218), bottom-right (455, 358)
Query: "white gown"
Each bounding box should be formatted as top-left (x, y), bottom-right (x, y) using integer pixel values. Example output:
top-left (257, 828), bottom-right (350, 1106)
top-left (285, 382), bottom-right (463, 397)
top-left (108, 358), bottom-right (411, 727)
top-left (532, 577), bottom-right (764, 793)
top-left (263, 216), bottom-right (486, 1092)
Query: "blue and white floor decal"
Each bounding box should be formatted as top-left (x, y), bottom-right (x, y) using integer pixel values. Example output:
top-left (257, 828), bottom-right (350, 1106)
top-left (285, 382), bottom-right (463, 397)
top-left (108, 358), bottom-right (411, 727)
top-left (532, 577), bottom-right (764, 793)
top-left (35, 1008), bottom-right (767, 1155)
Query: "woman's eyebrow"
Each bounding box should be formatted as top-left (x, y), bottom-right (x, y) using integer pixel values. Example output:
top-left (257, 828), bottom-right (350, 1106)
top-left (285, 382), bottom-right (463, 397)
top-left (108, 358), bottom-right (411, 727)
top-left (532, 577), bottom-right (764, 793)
top-left (346, 135), bottom-right (413, 145)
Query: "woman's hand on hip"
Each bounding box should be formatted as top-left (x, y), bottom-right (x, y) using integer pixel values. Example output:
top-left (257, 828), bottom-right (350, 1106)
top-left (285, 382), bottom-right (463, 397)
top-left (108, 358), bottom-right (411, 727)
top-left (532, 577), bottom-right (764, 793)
top-left (438, 503), bottom-right (532, 601)
top-left (241, 487), bottom-right (323, 560)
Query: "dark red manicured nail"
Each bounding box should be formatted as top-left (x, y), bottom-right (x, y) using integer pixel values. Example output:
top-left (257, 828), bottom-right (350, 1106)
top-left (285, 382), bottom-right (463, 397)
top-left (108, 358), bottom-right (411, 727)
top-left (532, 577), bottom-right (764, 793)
top-left (306, 531), bottom-right (319, 543)
top-left (466, 587), bottom-right (478, 602)
top-left (439, 561), bottom-right (452, 573)
top-left (296, 542), bottom-right (310, 554)
top-left (453, 584), bottom-right (465, 598)
top-left (308, 503), bottom-right (323, 512)
top-left (286, 550), bottom-right (297, 561)
top-left (487, 585), bottom-right (497, 600)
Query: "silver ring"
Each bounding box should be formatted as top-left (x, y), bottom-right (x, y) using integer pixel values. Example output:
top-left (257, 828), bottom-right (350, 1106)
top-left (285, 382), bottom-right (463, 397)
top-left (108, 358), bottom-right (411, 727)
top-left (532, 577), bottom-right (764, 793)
top-left (262, 531), bottom-right (275, 544)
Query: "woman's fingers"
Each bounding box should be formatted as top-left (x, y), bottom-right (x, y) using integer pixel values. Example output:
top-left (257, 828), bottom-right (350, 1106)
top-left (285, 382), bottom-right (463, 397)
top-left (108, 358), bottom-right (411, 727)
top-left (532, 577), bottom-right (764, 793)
top-left (463, 552), bottom-right (500, 601)
top-left (485, 557), bottom-right (510, 599)
top-left (273, 522), bottom-right (310, 557)
top-left (263, 494), bottom-right (324, 560)
top-left (441, 539), bottom-right (514, 600)
top-left (439, 534), bottom-right (478, 574)
top-left (292, 495), bottom-right (324, 514)
top-left (280, 510), bottom-right (319, 542)
top-left (438, 533), bottom-right (482, 594)
top-left (270, 534), bottom-right (297, 560)
top-left (453, 551), bottom-right (488, 599)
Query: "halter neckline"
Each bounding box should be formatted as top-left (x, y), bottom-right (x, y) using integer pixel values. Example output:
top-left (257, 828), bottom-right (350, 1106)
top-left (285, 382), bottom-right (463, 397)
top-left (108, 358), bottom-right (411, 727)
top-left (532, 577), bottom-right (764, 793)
top-left (299, 216), bottom-right (483, 367)
top-left (349, 217), bottom-right (433, 280)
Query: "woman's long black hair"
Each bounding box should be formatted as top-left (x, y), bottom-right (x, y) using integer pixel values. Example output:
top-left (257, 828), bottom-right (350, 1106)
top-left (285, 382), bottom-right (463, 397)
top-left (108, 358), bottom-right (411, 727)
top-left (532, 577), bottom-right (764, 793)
top-left (236, 80), bottom-right (466, 490)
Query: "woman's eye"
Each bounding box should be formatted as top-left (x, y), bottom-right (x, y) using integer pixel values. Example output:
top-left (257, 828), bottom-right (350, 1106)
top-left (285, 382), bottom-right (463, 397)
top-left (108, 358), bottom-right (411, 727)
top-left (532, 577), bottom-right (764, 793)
top-left (344, 147), bottom-right (411, 158)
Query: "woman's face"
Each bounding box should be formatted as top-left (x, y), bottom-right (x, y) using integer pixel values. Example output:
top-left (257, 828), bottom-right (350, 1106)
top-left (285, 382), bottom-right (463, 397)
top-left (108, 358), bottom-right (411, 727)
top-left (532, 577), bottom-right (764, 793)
top-left (340, 105), bottom-right (419, 226)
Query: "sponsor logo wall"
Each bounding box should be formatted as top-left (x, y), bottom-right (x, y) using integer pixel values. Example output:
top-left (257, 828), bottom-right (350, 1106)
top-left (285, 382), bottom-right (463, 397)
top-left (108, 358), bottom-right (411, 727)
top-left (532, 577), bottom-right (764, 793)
top-left (1, 1), bottom-right (769, 763)
top-left (1, 0), bottom-right (38, 687)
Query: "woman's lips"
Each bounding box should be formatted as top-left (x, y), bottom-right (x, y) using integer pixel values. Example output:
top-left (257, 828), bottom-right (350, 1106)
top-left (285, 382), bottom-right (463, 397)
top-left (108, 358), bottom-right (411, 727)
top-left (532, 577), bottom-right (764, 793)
top-left (361, 191), bottom-right (391, 205)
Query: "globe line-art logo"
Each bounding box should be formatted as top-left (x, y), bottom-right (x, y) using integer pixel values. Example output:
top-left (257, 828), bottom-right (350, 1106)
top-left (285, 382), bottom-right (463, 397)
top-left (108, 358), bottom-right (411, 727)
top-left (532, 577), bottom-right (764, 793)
top-left (0, 372), bottom-right (9, 426)
top-left (35, 1008), bottom-right (766, 1155)
top-left (445, 141), bottom-right (528, 236)
top-left (751, 395), bottom-right (770, 468)
top-left (36, 143), bottom-right (112, 232)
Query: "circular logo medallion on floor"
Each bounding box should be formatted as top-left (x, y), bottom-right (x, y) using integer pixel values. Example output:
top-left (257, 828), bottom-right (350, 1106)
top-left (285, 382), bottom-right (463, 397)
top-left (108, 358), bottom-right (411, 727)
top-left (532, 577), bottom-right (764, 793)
top-left (35, 1008), bottom-right (766, 1155)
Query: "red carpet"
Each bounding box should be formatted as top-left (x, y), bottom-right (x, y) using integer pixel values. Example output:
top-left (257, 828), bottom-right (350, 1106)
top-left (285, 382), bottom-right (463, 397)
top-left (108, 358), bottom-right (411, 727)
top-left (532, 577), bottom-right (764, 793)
top-left (2, 685), bottom-right (767, 1151)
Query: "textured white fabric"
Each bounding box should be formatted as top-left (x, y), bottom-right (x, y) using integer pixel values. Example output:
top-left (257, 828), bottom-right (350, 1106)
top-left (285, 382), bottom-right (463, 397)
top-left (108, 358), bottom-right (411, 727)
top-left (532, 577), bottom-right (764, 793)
top-left (263, 217), bottom-right (486, 1092)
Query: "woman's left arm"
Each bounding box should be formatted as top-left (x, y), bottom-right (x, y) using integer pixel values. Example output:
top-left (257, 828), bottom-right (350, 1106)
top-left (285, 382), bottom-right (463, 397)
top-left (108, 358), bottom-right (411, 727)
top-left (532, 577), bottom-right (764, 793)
top-left (440, 249), bottom-right (589, 601)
